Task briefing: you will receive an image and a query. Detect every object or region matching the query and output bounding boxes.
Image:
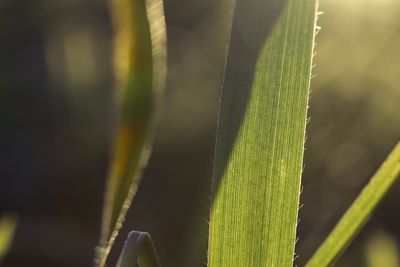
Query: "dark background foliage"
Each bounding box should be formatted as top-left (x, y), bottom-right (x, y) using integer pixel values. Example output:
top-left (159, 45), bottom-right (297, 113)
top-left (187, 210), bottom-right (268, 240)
top-left (0, 0), bottom-right (399, 266)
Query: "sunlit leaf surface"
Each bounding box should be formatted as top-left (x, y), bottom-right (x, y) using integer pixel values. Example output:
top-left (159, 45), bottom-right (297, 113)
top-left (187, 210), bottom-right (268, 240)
top-left (208, 0), bottom-right (318, 266)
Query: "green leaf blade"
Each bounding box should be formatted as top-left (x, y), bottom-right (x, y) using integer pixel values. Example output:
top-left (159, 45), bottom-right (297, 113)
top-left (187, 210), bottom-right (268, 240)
top-left (208, 0), bottom-right (318, 266)
top-left (306, 142), bottom-right (400, 267)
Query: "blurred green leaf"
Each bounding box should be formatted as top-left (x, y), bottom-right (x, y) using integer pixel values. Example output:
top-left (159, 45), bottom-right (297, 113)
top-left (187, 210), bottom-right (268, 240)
top-left (365, 230), bottom-right (399, 267)
top-left (97, 0), bottom-right (166, 265)
top-left (116, 231), bottom-right (160, 267)
top-left (208, 0), bottom-right (318, 266)
top-left (0, 214), bottom-right (17, 262)
top-left (306, 142), bottom-right (400, 267)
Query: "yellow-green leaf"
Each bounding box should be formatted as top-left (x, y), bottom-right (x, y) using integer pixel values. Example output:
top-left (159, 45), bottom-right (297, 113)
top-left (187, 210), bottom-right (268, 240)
top-left (0, 214), bottom-right (17, 262)
top-left (97, 0), bottom-right (166, 265)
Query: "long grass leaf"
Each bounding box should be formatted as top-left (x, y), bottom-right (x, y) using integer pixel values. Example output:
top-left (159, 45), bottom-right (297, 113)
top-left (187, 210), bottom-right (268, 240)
top-left (208, 0), bottom-right (318, 266)
top-left (116, 231), bottom-right (160, 267)
top-left (306, 142), bottom-right (400, 267)
top-left (97, 0), bottom-right (166, 265)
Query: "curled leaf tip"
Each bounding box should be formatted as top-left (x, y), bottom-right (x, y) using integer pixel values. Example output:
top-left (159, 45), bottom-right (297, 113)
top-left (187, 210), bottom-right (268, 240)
top-left (117, 231), bottom-right (161, 267)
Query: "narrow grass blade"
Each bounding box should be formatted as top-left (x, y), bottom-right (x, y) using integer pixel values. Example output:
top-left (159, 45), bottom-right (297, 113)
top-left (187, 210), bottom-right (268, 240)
top-left (306, 142), bottom-right (400, 267)
top-left (208, 0), bottom-right (318, 266)
top-left (116, 231), bottom-right (161, 267)
top-left (97, 0), bottom-right (166, 265)
top-left (0, 214), bottom-right (17, 262)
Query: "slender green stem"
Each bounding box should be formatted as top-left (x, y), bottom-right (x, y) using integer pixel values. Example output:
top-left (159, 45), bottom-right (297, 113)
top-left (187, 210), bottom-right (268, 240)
top-left (306, 142), bottom-right (400, 267)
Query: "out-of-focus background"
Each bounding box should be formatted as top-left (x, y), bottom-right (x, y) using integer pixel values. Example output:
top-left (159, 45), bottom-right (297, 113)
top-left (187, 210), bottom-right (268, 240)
top-left (0, 0), bottom-right (399, 266)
